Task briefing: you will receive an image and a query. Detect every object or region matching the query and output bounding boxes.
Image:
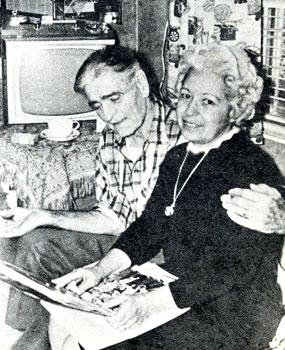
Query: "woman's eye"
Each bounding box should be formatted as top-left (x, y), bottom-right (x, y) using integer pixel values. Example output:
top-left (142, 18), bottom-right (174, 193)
top-left (203, 99), bottom-right (215, 106)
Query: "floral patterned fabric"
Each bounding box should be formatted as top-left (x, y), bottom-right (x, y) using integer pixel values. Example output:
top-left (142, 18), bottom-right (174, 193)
top-left (0, 133), bottom-right (99, 210)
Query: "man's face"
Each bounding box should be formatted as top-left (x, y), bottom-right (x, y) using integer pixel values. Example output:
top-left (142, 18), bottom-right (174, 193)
top-left (80, 66), bottom-right (148, 138)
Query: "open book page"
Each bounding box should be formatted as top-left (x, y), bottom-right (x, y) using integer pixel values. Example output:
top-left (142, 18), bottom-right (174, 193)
top-left (42, 262), bottom-right (189, 349)
top-left (0, 260), bottom-right (182, 318)
top-left (42, 296), bottom-right (190, 350)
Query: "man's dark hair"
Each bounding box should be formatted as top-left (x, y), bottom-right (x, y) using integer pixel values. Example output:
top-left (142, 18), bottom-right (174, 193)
top-left (74, 45), bottom-right (159, 96)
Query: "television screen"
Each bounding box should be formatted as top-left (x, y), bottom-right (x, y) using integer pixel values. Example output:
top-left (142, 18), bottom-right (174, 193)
top-left (3, 38), bottom-right (115, 125)
top-left (20, 48), bottom-right (91, 116)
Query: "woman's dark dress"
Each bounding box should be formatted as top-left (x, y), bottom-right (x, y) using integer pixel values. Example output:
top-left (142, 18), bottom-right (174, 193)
top-left (112, 132), bottom-right (284, 350)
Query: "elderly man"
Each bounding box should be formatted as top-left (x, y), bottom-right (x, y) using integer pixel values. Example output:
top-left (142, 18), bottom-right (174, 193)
top-left (0, 45), bottom-right (284, 350)
top-left (0, 45), bottom-right (183, 350)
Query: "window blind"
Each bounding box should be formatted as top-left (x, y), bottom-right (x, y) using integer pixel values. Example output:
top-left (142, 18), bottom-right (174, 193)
top-left (262, 0), bottom-right (285, 144)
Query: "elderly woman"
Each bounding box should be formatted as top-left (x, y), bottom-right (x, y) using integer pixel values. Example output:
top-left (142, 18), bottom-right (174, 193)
top-left (55, 43), bottom-right (284, 349)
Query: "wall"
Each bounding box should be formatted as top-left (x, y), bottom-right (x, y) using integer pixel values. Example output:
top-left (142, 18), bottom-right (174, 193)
top-left (117, 0), bottom-right (169, 95)
top-left (137, 0), bottom-right (168, 86)
top-left (113, 0), bottom-right (138, 51)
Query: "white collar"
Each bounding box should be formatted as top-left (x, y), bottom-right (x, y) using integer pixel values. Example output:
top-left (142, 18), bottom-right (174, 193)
top-left (186, 126), bottom-right (240, 155)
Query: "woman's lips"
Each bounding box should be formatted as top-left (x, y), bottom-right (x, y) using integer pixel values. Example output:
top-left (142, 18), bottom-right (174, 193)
top-left (183, 120), bottom-right (202, 128)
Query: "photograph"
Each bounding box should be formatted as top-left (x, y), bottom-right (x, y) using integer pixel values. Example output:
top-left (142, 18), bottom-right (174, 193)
top-left (0, 0), bottom-right (284, 349)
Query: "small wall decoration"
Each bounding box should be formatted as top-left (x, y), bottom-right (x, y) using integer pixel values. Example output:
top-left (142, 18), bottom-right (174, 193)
top-left (214, 4), bottom-right (233, 23)
top-left (168, 26), bottom-right (180, 42)
top-left (247, 0), bottom-right (261, 15)
top-left (216, 24), bottom-right (238, 40)
top-left (203, 0), bottom-right (216, 12)
top-left (168, 43), bottom-right (182, 64)
top-left (174, 0), bottom-right (187, 17)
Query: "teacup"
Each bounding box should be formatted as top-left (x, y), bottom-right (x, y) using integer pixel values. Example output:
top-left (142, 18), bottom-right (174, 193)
top-left (42, 119), bottom-right (80, 139)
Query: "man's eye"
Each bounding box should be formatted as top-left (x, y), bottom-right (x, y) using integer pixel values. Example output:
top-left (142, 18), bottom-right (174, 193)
top-left (180, 92), bottom-right (192, 99)
top-left (110, 94), bottom-right (121, 102)
top-left (89, 101), bottom-right (101, 110)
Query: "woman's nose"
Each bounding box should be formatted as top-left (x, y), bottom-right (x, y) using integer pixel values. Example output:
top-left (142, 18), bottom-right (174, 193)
top-left (186, 100), bottom-right (199, 116)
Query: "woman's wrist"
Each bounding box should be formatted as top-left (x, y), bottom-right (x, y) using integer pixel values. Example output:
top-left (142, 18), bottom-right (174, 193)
top-left (95, 248), bottom-right (132, 279)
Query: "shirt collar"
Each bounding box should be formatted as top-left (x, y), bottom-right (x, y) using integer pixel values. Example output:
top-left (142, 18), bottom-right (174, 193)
top-left (186, 126), bottom-right (240, 154)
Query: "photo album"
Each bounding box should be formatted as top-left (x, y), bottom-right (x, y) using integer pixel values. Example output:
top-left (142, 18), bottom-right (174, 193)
top-left (0, 259), bottom-right (178, 316)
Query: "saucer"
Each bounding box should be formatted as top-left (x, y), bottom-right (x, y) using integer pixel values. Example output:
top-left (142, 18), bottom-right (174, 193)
top-left (40, 129), bottom-right (80, 142)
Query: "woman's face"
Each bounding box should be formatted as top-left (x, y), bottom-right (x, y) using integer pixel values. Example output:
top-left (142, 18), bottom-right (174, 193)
top-left (176, 71), bottom-right (231, 144)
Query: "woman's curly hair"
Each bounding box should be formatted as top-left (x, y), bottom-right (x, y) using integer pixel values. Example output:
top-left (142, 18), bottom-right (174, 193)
top-left (175, 43), bottom-right (264, 127)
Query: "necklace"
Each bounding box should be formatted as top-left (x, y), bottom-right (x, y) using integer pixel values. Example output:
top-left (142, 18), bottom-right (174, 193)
top-left (164, 150), bottom-right (209, 216)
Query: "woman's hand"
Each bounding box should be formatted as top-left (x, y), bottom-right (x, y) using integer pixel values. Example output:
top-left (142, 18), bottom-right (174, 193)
top-left (104, 286), bottom-right (177, 332)
top-left (104, 294), bottom-right (150, 332)
top-left (0, 207), bottom-right (50, 237)
top-left (221, 184), bottom-right (285, 234)
top-left (53, 249), bottom-right (132, 296)
top-left (52, 266), bottom-right (103, 295)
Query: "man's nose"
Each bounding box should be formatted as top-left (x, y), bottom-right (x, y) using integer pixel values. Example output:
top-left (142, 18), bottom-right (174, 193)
top-left (96, 103), bottom-right (114, 123)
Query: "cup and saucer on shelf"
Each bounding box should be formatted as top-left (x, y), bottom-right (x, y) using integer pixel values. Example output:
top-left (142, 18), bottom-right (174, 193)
top-left (41, 119), bottom-right (80, 142)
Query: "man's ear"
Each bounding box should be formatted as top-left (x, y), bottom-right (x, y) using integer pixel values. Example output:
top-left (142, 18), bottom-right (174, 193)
top-left (135, 69), bottom-right (150, 98)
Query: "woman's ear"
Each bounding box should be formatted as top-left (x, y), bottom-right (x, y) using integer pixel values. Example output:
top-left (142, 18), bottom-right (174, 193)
top-left (135, 69), bottom-right (150, 98)
top-left (228, 103), bottom-right (238, 124)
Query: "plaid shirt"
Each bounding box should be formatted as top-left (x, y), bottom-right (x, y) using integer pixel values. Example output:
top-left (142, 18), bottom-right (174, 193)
top-left (94, 98), bottom-right (182, 230)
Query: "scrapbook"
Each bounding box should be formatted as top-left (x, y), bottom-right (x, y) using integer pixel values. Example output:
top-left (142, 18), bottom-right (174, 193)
top-left (0, 259), bottom-right (190, 349)
top-left (0, 260), bottom-right (178, 316)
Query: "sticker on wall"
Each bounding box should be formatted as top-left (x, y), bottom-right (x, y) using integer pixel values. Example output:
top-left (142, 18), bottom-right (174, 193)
top-left (168, 26), bottom-right (180, 42)
top-left (211, 25), bottom-right (222, 42)
top-left (174, 0), bottom-right (187, 18)
top-left (168, 43), bottom-right (182, 64)
top-left (203, 0), bottom-right (215, 12)
top-left (188, 17), bottom-right (205, 45)
top-left (194, 19), bottom-right (204, 44)
top-left (234, 0), bottom-right (247, 4)
top-left (188, 16), bottom-right (198, 35)
top-left (215, 24), bottom-right (238, 41)
top-left (247, 0), bottom-right (261, 15)
top-left (214, 4), bottom-right (232, 23)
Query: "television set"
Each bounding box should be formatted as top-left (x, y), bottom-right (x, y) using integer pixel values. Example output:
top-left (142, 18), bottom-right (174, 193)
top-left (2, 37), bottom-right (115, 129)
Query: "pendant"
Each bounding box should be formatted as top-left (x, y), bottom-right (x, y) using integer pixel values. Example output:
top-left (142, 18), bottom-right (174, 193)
top-left (165, 205), bottom-right (175, 216)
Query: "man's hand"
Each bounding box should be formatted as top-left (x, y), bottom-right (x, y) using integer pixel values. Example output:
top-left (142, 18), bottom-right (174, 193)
top-left (0, 207), bottom-right (50, 237)
top-left (221, 184), bottom-right (285, 234)
top-left (52, 266), bottom-right (103, 295)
